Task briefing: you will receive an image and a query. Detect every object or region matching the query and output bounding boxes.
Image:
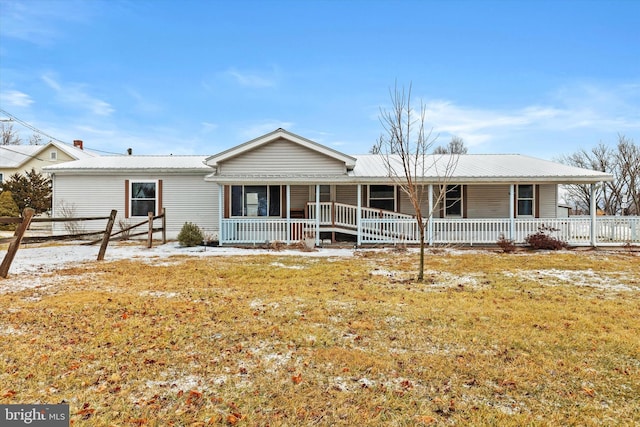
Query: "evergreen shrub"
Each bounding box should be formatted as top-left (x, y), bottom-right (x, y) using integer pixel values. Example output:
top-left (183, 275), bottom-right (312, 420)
top-left (0, 191), bottom-right (20, 231)
top-left (177, 222), bottom-right (203, 247)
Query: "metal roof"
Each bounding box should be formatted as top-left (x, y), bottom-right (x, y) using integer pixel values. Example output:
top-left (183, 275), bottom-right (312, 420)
top-left (43, 152), bottom-right (613, 184)
top-left (351, 154), bottom-right (613, 183)
top-left (43, 155), bottom-right (210, 172)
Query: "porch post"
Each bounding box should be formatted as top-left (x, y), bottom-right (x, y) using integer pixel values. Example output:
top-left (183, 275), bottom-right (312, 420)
top-left (428, 184), bottom-right (434, 246)
top-left (315, 184), bottom-right (320, 247)
top-left (218, 184), bottom-right (224, 245)
top-left (509, 184), bottom-right (515, 241)
top-left (590, 183), bottom-right (597, 247)
top-left (286, 184), bottom-right (291, 243)
top-left (357, 184), bottom-right (362, 247)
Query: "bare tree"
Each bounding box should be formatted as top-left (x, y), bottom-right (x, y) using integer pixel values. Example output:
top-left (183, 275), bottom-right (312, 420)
top-left (433, 136), bottom-right (468, 154)
top-left (559, 135), bottom-right (639, 215)
top-left (1, 123), bottom-right (21, 145)
top-left (615, 135), bottom-right (640, 215)
top-left (373, 83), bottom-right (459, 281)
top-left (28, 133), bottom-right (43, 145)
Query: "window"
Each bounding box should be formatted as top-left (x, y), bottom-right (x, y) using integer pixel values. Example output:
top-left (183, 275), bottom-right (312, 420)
top-left (445, 185), bottom-right (462, 217)
top-left (369, 185), bottom-right (395, 211)
top-left (0, 173), bottom-right (3, 183)
top-left (50, 151), bottom-right (57, 160)
top-left (130, 181), bottom-right (157, 216)
top-left (319, 185), bottom-right (331, 202)
top-left (231, 185), bottom-right (281, 217)
top-left (517, 184), bottom-right (534, 216)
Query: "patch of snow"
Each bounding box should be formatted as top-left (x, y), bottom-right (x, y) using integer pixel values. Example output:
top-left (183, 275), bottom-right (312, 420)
top-left (270, 262), bottom-right (305, 269)
top-left (0, 241), bottom-right (356, 294)
top-left (0, 324), bottom-right (23, 335)
top-left (139, 290), bottom-right (179, 298)
top-left (508, 269), bottom-right (640, 292)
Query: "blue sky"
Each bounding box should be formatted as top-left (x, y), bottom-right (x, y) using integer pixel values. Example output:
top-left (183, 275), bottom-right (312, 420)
top-left (0, 0), bottom-right (638, 159)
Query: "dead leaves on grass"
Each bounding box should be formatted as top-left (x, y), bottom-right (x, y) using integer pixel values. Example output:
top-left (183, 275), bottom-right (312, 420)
top-left (1, 251), bottom-right (638, 425)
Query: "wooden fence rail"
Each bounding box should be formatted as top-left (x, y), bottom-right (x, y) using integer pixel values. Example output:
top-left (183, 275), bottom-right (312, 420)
top-left (0, 208), bottom-right (167, 278)
top-left (0, 209), bottom-right (116, 278)
top-left (89, 208), bottom-right (166, 248)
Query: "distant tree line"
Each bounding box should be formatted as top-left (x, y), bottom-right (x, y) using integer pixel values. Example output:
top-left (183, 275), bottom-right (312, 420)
top-left (559, 134), bottom-right (639, 216)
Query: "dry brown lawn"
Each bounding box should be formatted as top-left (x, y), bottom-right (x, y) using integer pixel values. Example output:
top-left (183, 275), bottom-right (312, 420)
top-left (1, 246), bottom-right (639, 426)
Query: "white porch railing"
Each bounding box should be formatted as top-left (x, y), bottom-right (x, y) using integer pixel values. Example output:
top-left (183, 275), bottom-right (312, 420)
top-left (220, 204), bottom-right (640, 246)
top-left (220, 218), bottom-right (316, 244)
top-left (363, 217), bottom-right (640, 246)
top-left (307, 202), bottom-right (414, 229)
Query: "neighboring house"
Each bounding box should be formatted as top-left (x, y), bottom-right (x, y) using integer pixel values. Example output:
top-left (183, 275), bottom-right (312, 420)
top-left (44, 129), bottom-right (637, 246)
top-left (0, 140), bottom-right (95, 183)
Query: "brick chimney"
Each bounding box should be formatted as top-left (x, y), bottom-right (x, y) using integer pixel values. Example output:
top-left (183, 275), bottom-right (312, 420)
top-left (73, 140), bottom-right (83, 150)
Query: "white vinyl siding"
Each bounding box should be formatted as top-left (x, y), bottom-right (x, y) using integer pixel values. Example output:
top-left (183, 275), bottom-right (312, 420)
top-left (51, 173), bottom-right (217, 240)
top-left (538, 184), bottom-right (557, 218)
top-left (466, 185), bottom-right (510, 218)
top-left (289, 185), bottom-right (309, 210)
top-left (219, 138), bottom-right (346, 175)
top-left (335, 185), bottom-right (357, 205)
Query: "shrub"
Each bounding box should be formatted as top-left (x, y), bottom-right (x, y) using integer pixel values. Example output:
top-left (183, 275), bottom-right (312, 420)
top-left (177, 222), bottom-right (203, 247)
top-left (525, 225), bottom-right (568, 250)
top-left (496, 234), bottom-right (516, 253)
top-left (0, 191), bottom-right (20, 231)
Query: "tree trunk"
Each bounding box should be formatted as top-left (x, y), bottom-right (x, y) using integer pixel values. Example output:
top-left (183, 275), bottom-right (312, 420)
top-left (418, 225), bottom-right (425, 282)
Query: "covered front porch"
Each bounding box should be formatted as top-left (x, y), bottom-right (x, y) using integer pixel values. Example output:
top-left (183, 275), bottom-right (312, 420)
top-left (216, 184), bottom-right (639, 247)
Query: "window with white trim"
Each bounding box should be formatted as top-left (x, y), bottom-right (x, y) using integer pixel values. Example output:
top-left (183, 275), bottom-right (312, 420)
top-left (130, 181), bottom-right (157, 216)
top-left (369, 185), bottom-right (395, 211)
top-left (231, 185), bottom-right (281, 217)
top-left (517, 184), bottom-right (534, 216)
top-left (50, 150), bottom-right (57, 160)
top-left (445, 185), bottom-right (462, 217)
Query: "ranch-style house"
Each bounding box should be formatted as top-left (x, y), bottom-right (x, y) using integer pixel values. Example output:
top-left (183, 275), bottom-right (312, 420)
top-left (44, 129), bottom-right (638, 247)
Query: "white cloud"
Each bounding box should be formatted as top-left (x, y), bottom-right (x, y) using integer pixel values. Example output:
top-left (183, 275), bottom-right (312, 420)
top-left (0, 90), bottom-right (34, 107)
top-left (200, 122), bottom-right (218, 133)
top-left (41, 74), bottom-right (114, 116)
top-left (0, 0), bottom-right (95, 46)
top-left (415, 82), bottom-right (640, 150)
top-left (126, 88), bottom-right (163, 115)
top-left (225, 67), bottom-right (279, 88)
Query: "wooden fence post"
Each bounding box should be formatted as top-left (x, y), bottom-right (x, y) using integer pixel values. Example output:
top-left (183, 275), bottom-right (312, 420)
top-left (0, 208), bottom-right (35, 278)
top-left (161, 208), bottom-right (167, 244)
top-left (97, 210), bottom-right (118, 261)
top-left (147, 212), bottom-right (154, 248)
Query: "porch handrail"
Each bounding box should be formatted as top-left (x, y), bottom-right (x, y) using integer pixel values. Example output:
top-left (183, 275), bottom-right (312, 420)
top-left (307, 202), bottom-right (413, 229)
